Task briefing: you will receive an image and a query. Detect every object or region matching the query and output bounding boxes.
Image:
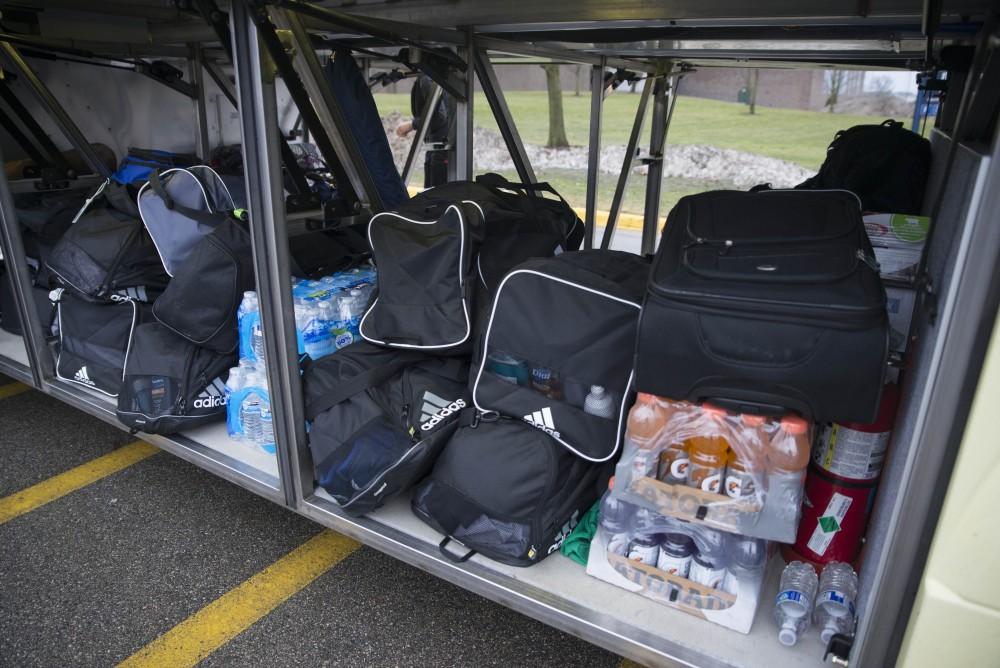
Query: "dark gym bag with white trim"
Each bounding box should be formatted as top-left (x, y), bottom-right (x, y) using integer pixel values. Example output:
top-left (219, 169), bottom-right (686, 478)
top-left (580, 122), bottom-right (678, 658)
top-left (51, 289), bottom-right (151, 397)
top-left (303, 341), bottom-right (469, 516)
top-left (152, 215), bottom-right (254, 354)
top-left (359, 174), bottom-right (584, 353)
top-left (635, 189), bottom-right (888, 423)
top-left (116, 321), bottom-right (236, 435)
top-left (412, 250), bottom-right (649, 567)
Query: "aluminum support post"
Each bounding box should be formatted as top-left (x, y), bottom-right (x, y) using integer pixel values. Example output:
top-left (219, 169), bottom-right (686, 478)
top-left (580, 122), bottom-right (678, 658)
top-left (600, 76), bottom-right (653, 250)
top-left (640, 65), bottom-right (676, 256)
top-left (189, 45), bottom-right (212, 160)
top-left (0, 163), bottom-right (50, 386)
top-left (0, 42), bottom-right (112, 179)
top-left (231, 0), bottom-right (307, 507)
top-left (401, 82), bottom-right (442, 187)
top-left (271, 7), bottom-right (383, 212)
top-left (475, 49), bottom-right (536, 186)
top-left (584, 60), bottom-right (605, 249)
top-left (453, 30), bottom-right (475, 182)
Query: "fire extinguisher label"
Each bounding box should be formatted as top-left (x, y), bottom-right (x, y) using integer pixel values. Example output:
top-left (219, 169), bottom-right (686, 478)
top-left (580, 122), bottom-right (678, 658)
top-left (806, 492), bottom-right (853, 556)
top-left (815, 423), bottom-right (891, 480)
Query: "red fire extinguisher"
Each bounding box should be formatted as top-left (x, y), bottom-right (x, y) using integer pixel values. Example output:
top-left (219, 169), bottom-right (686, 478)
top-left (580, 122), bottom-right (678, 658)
top-left (783, 383), bottom-right (900, 570)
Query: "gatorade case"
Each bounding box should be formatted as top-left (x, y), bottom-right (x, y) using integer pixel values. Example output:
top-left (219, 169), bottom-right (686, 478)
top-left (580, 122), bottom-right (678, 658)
top-left (635, 190), bottom-right (889, 423)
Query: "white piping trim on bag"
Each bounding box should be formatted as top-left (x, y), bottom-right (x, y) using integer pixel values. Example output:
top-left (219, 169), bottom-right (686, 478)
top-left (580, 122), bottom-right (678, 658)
top-left (360, 204), bottom-right (471, 350)
top-left (471, 268), bottom-right (641, 463)
top-left (188, 165), bottom-right (237, 210)
top-left (54, 296), bottom-right (138, 398)
top-left (137, 167), bottom-right (216, 278)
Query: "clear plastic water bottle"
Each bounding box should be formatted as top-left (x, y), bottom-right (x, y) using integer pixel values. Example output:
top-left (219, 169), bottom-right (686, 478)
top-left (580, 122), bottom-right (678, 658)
top-left (722, 536), bottom-right (767, 595)
top-left (315, 299), bottom-right (335, 357)
top-left (240, 374), bottom-right (262, 445)
top-left (258, 394), bottom-right (275, 455)
top-left (584, 385), bottom-right (614, 418)
top-left (251, 322), bottom-right (266, 363)
top-left (814, 562), bottom-right (858, 644)
top-left (238, 291), bottom-right (258, 362)
top-left (774, 561), bottom-right (819, 646)
top-left (224, 366), bottom-right (243, 440)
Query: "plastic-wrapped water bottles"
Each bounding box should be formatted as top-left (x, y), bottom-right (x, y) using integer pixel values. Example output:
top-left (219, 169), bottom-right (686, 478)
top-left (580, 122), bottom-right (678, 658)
top-left (238, 291), bottom-right (260, 363)
top-left (225, 366), bottom-right (243, 440)
top-left (774, 561), bottom-right (819, 646)
top-left (814, 562), bottom-right (858, 644)
top-left (240, 376), bottom-right (262, 446)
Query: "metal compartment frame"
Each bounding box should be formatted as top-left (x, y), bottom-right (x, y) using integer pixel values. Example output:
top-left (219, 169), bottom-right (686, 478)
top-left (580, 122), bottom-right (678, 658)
top-left (0, 1), bottom-right (997, 666)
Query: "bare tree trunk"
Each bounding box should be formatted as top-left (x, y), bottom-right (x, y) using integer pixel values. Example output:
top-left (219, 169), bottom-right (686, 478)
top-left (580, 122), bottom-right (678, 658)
top-left (749, 69), bottom-right (759, 115)
top-left (574, 65), bottom-right (582, 96)
top-left (541, 64), bottom-right (569, 147)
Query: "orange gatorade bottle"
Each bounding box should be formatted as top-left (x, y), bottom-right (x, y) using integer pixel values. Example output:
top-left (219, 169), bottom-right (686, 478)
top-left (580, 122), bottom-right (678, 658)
top-left (727, 414), bottom-right (768, 500)
top-left (626, 393), bottom-right (669, 479)
top-left (767, 416), bottom-right (812, 522)
top-left (685, 405), bottom-right (729, 494)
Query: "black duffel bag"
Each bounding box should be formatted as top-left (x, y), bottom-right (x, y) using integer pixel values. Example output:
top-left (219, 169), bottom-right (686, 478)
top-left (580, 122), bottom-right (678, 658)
top-left (413, 418), bottom-right (609, 567)
top-left (47, 201), bottom-right (168, 303)
top-left (152, 216), bottom-right (254, 354)
top-left (636, 189), bottom-right (888, 423)
top-left (795, 119), bottom-right (931, 215)
top-left (359, 174), bottom-right (583, 353)
top-left (303, 341), bottom-right (469, 516)
top-left (52, 289), bottom-right (151, 396)
top-left (117, 322), bottom-right (235, 434)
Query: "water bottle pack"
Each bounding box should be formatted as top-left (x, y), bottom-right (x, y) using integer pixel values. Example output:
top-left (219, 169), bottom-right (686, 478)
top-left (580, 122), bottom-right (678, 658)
top-left (610, 394), bottom-right (813, 542)
top-left (586, 480), bottom-right (771, 634)
top-left (237, 266), bottom-right (376, 366)
top-left (224, 360), bottom-right (275, 454)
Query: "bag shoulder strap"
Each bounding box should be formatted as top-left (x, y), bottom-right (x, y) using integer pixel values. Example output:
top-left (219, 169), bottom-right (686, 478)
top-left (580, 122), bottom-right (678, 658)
top-left (146, 170), bottom-right (228, 227)
top-left (304, 352), bottom-right (425, 421)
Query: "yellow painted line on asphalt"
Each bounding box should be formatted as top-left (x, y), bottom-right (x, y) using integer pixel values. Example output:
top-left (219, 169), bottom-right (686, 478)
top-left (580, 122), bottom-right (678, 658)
top-left (0, 381), bottom-right (31, 400)
top-left (405, 185), bottom-right (646, 231)
top-left (0, 440), bottom-right (158, 524)
top-left (118, 529), bottom-right (361, 668)
top-left (618, 658), bottom-right (647, 668)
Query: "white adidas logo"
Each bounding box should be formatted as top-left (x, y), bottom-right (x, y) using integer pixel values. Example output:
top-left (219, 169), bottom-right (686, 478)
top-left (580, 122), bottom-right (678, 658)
top-left (419, 391), bottom-right (466, 431)
top-left (73, 366), bottom-right (96, 387)
top-left (524, 407), bottom-right (561, 438)
top-left (193, 377), bottom-right (228, 409)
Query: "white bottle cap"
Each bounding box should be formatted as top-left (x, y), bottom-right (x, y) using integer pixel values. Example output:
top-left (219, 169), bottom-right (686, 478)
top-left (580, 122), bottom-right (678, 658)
top-left (778, 620), bottom-right (798, 646)
top-left (590, 385), bottom-right (604, 394)
top-left (820, 620), bottom-right (838, 644)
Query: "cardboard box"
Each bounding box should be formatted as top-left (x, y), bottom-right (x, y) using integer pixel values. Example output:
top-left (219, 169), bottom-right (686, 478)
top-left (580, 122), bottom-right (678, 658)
top-left (863, 213), bottom-right (930, 282)
top-left (586, 529), bottom-right (766, 633)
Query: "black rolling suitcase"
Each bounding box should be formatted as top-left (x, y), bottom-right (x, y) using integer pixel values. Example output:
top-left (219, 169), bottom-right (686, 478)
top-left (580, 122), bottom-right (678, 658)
top-left (635, 189), bottom-right (888, 423)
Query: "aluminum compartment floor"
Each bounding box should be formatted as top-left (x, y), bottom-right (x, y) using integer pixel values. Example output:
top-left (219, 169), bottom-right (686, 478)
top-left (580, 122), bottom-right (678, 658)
top-left (0, 329), bottom-right (29, 367)
top-left (310, 489), bottom-right (827, 668)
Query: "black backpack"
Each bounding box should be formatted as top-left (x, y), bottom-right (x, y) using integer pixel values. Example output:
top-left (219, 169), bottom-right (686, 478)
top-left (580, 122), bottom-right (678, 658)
top-left (413, 250), bottom-right (649, 567)
top-left (52, 289), bottom-right (151, 397)
top-left (152, 216), bottom-right (255, 354)
top-left (303, 341), bottom-right (469, 516)
top-left (116, 321), bottom-right (236, 435)
top-left (46, 180), bottom-right (168, 302)
top-left (796, 119), bottom-right (931, 214)
top-left (360, 174), bottom-right (583, 353)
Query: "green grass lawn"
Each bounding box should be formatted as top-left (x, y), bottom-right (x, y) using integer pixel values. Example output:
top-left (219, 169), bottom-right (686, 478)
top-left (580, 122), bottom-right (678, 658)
top-left (376, 90), bottom-right (910, 170)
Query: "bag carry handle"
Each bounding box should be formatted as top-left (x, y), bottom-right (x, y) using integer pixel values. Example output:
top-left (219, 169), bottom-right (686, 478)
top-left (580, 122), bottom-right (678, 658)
top-left (304, 353), bottom-right (425, 421)
top-left (439, 536), bottom-right (476, 563)
top-left (147, 170), bottom-right (229, 228)
top-left (475, 173), bottom-right (582, 242)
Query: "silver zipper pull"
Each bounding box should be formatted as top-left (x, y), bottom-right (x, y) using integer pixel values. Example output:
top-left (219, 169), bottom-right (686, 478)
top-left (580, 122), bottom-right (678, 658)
top-left (71, 178), bottom-right (110, 224)
top-left (857, 249), bottom-right (880, 272)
